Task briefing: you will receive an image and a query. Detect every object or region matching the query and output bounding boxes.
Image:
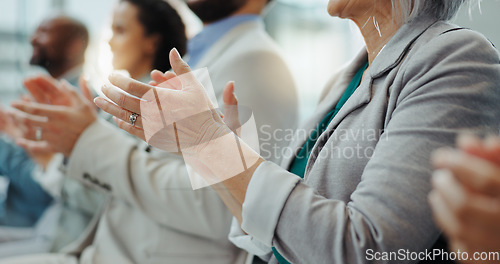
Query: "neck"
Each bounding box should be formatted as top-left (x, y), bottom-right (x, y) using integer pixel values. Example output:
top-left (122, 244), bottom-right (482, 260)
top-left (353, 11), bottom-right (401, 65)
top-left (127, 60), bottom-right (153, 80)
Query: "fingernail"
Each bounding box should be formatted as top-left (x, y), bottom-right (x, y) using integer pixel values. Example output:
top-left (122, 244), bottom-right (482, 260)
top-left (432, 169), bottom-right (450, 182)
top-left (456, 133), bottom-right (479, 149)
top-left (431, 169), bottom-right (454, 188)
top-left (431, 148), bottom-right (457, 166)
top-left (172, 48), bottom-right (180, 58)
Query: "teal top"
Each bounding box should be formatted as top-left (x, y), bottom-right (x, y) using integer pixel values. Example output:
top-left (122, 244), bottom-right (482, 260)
top-left (272, 61), bottom-right (369, 264)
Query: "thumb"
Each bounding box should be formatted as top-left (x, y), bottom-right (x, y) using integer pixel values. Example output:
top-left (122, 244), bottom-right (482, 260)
top-left (223, 81), bottom-right (241, 136)
top-left (223, 81), bottom-right (238, 106)
top-left (169, 48), bottom-right (200, 90)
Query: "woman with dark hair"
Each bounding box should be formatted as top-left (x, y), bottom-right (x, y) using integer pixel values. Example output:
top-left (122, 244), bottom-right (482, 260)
top-left (109, 0), bottom-right (186, 80)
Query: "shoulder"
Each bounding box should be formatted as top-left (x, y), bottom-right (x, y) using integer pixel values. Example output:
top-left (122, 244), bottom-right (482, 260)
top-left (222, 25), bottom-right (286, 66)
top-left (405, 22), bottom-right (499, 71)
top-left (397, 22), bottom-right (500, 93)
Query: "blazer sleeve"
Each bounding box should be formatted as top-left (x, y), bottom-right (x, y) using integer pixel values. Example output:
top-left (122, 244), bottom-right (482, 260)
top-left (66, 119), bottom-right (233, 242)
top-left (239, 30), bottom-right (500, 263)
top-left (0, 137), bottom-right (53, 221)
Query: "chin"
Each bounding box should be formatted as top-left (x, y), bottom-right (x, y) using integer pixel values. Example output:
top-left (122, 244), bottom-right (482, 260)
top-left (327, 0), bottom-right (346, 18)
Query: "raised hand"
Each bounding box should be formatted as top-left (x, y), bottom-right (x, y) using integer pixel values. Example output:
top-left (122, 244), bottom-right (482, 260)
top-left (23, 75), bottom-right (72, 106)
top-left (9, 78), bottom-right (97, 156)
top-left (96, 48), bottom-right (261, 189)
top-left (95, 48), bottom-right (228, 154)
top-left (429, 134), bottom-right (500, 264)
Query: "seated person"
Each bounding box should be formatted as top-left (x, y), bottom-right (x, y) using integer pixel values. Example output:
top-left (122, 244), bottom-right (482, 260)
top-left (430, 134), bottom-right (500, 264)
top-left (0, 1), bottom-right (188, 259)
top-left (93, 0), bottom-right (500, 263)
top-left (0, 15), bottom-right (97, 258)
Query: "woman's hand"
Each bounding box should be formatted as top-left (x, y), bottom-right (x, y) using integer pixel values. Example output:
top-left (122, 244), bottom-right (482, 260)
top-left (95, 48), bottom-right (232, 155)
top-left (429, 135), bottom-right (500, 263)
top-left (149, 69), bottom-right (241, 136)
top-left (96, 48), bottom-right (262, 190)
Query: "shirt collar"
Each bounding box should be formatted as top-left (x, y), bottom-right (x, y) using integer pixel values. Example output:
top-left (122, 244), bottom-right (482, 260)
top-left (187, 14), bottom-right (261, 67)
top-left (59, 65), bottom-right (83, 87)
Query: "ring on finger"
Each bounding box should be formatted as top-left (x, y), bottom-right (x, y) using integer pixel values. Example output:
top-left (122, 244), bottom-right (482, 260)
top-left (35, 127), bottom-right (42, 141)
top-left (129, 113), bottom-right (139, 126)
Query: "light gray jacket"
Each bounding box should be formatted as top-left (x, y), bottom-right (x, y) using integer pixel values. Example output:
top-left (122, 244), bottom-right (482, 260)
top-left (234, 15), bottom-right (500, 264)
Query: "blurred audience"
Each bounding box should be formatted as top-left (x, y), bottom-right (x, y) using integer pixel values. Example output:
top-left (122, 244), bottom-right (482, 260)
top-left (0, 15), bottom-right (102, 258)
top-left (2, 0), bottom-right (298, 263)
top-left (430, 134), bottom-right (500, 264)
top-left (30, 15), bottom-right (88, 83)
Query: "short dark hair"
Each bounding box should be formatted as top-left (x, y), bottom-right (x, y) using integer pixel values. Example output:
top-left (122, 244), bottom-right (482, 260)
top-left (121, 0), bottom-right (187, 72)
top-left (63, 17), bottom-right (89, 51)
top-left (49, 15), bottom-right (89, 52)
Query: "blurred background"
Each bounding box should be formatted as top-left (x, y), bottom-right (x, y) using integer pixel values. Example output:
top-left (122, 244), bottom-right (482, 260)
top-left (0, 0), bottom-right (498, 123)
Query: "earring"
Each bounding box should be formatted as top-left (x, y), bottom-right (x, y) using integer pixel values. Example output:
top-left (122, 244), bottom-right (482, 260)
top-left (373, 16), bottom-right (382, 37)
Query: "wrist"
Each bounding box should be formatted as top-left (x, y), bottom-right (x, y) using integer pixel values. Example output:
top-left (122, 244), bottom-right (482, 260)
top-left (182, 125), bottom-right (262, 189)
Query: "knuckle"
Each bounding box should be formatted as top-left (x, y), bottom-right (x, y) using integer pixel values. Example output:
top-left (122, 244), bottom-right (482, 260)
top-left (121, 111), bottom-right (130, 124)
top-left (117, 94), bottom-right (126, 108)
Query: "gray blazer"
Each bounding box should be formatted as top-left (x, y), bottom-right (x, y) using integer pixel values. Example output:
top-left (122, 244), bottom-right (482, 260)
top-left (237, 15), bottom-right (500, 263)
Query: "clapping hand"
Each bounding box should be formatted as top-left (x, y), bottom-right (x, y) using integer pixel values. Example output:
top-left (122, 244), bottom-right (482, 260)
top-left (96, 48), bottom-right (260, 189)
top-left (429, 134), bottom-right (500, 263)
top-left (9, 75), bottom-right (97, 157)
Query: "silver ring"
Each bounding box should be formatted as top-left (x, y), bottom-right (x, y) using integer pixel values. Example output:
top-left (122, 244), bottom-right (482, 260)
top-left (35, 127), bottom-right (42, 141)
top-left (129, 113), bottom-right (139, 126)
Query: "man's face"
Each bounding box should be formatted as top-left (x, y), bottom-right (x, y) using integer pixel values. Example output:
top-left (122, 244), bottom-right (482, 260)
top-left (186, 0), bottom-right (247, 23)
top-left (30, 18), bottom-right (69, 68)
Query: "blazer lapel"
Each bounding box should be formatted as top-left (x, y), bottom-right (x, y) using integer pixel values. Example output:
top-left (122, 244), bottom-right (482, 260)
top-left (280, 51), bottom-right (368, 170)
top-left (302, 16), bottom-right (441, 178)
